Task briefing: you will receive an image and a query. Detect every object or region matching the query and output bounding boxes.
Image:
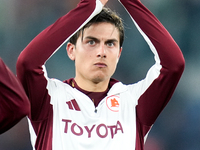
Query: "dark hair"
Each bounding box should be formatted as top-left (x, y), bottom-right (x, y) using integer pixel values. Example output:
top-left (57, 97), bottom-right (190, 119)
top-left (69, 7), bottom-right (124, 47)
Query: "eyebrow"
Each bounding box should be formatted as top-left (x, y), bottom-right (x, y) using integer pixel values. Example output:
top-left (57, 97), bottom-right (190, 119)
top-left (84, 36), bottom-right (119, 43)
top-left (84, 36), bottom-right (100, 42)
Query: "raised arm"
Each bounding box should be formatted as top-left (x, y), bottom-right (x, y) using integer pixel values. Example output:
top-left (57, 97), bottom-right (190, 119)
top-left (16, 0), bottom-right (104, 121)
top-left (0, 58), bottom-right (30, 134)
top-left (119, 0), bottom-right (185, 132)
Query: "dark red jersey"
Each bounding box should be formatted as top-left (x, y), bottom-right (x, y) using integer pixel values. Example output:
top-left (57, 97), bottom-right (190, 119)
top-left (0, 58), bottom-right (30, 134)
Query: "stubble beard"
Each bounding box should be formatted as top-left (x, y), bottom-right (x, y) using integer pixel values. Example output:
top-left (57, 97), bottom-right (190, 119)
top-left (91, 75), bottom-right (106, 84)
top-left (90, 71), bottom-right (110, 84)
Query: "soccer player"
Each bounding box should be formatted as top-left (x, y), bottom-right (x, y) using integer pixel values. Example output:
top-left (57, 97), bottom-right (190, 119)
top-left (16, 0), bottom-right (185, 149)
top-left (0, 58), bottom-right (30, 134)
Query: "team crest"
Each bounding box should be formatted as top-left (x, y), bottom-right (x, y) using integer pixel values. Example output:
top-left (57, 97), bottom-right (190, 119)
top-left (106, 95), bottom-right (120, 112)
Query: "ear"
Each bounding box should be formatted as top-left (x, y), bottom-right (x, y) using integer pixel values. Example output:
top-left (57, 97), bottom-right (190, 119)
top-left (118, 47), bottom-right (122, 59)
top-left (66, 42), bottom-right (75, 61)
top-left (117, 47), bottom-right (122, 62)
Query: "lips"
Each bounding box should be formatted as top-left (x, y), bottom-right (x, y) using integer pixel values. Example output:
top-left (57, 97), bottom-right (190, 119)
top-left (94, 62), bottom-right (107, 68)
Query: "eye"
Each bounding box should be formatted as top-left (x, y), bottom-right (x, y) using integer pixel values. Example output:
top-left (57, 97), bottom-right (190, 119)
top-left (88, 40), bottom-right (96, 45)
top-left (107, 42), bottom-right (115, 47)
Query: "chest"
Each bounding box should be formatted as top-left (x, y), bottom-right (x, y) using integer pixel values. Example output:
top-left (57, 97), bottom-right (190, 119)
top-left (50, 85), bottom-right (137, 149)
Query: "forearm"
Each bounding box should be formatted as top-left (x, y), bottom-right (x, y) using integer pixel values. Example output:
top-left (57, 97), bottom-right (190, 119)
top-left (0, 58), bottom-right (30, 134)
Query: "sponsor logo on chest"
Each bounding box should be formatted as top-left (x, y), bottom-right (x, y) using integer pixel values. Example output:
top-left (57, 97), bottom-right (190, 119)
top-left (62, 119), bottom-right (124, 139)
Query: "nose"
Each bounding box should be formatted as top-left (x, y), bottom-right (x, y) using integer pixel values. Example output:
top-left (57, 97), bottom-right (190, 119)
top-left (97, 44), bottom-right (106, 58)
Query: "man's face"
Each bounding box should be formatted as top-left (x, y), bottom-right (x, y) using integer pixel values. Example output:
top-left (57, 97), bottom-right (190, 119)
top-left (67, 22), bottom-right (122, 85)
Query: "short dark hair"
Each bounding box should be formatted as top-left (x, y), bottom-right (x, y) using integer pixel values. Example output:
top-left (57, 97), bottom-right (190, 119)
top-left (69, 7), bottom-right (124, 47)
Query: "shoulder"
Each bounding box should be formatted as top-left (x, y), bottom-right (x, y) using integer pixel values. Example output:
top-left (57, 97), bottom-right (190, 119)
top-left (47, 78), bottom-right (74, 94)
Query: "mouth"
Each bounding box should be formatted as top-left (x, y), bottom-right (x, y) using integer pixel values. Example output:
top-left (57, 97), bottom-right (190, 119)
top-left (94, 62), bottom-right (107, 68)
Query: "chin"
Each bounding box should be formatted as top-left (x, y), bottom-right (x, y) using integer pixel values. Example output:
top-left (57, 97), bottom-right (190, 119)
top-left (91, 78), bottom-right (104, 84)
top-left (91, 75), bottom-right (108, 84)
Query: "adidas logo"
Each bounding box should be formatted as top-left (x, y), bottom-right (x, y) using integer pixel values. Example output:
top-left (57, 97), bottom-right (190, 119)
top-left (66, 99), bottom-right (81, 111)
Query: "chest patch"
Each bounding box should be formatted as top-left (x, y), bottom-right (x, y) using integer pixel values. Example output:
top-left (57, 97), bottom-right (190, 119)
top-left (106, 95), bottom-right (120, 112)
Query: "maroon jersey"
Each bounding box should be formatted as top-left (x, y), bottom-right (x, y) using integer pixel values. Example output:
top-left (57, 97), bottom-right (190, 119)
top-left (0, 58), bottom-right (30, 134)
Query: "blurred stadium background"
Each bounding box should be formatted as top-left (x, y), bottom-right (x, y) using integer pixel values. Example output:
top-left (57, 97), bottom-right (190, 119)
top-left (0, 0), bottom-right (200, 149)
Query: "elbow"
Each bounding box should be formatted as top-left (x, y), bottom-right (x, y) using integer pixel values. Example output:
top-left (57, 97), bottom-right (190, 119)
top-left (16, 53), bottom-right (30, 73)
top-left (22, 98), bottom-right (30, 117)
top-left (16, 54), bottom-right (30, 85)
top-left (172, 47), bottom-right (185, 74)
top-left (15, 96), bottom-right (30, 119)
top-left (166, 55), bottom-right (185, 78)
top-left (174, 55), bottom-right (185, 75)
top-left (161, 53), bottom-right (185, 80)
